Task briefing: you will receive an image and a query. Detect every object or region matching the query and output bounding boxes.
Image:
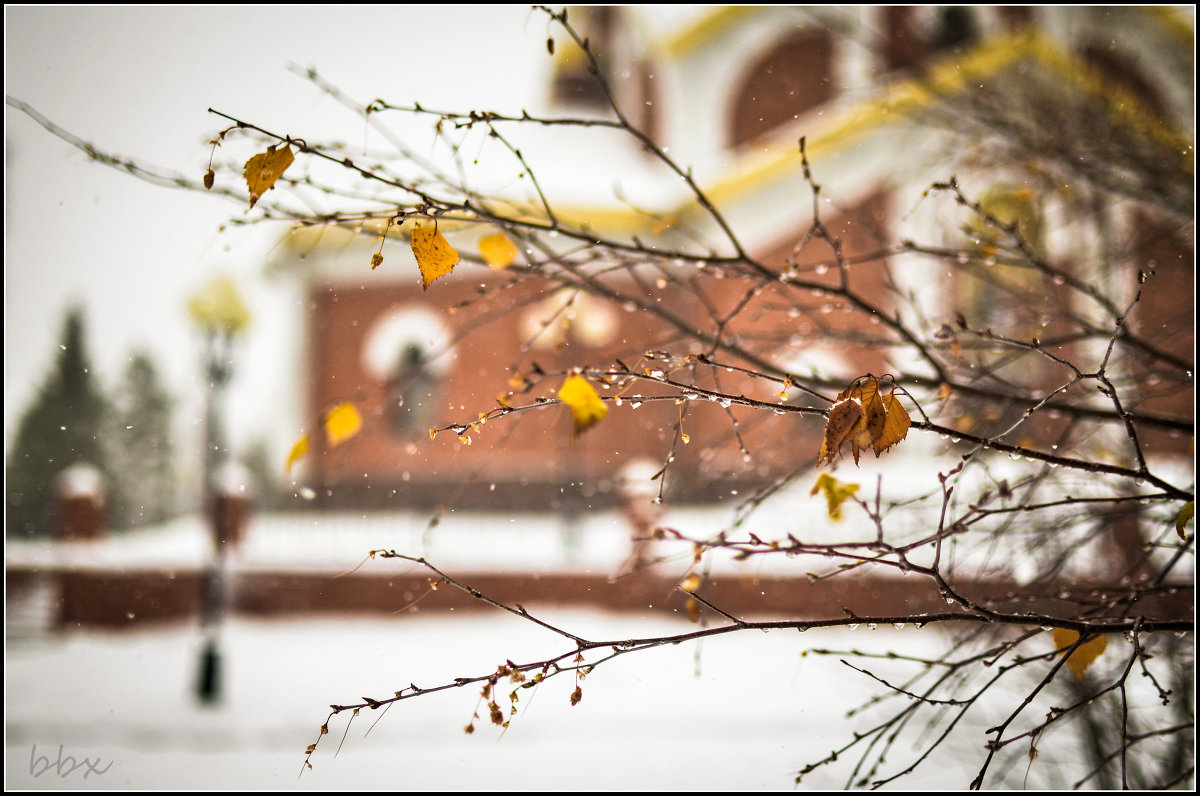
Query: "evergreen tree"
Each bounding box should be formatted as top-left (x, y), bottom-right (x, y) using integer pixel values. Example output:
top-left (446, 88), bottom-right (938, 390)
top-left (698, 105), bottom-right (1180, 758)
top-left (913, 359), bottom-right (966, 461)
top-left (6, 307), bottom-right (112, 538)
top-left (107, 351), bottom-right (177, 528)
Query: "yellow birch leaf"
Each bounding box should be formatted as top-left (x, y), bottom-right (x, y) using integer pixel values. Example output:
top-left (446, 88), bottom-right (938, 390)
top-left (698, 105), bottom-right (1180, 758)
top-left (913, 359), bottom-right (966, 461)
top-left (811, 472), bottom-right (860, 521)
top-left (680, 572), bottom-right (703, 622)
top-left (557, 375), bottom-right (607, 434)
top-left (874, 393), bottom-right (912, 455)
top-left (411, 223), bottom-right (460, 289)
top-left (285, 433), bottom-right (310, 477)
top-left (1176, 500), bottom-right (1194, 541)
top-left (1053, 628), bottom-right (1107, 681)
top-left (324, 402), bottom-right (362, 447)
top-left (243, 144), bottom-right (294, 208)
top-left (479, 232), bottom-right (519, 269)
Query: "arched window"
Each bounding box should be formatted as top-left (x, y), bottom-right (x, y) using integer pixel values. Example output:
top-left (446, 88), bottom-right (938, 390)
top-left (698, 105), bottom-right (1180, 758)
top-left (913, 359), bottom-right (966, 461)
top-left (884, 7), bottom-right (980, 73)
top-left (929, 6), bottom-right (979, 56)
top-left (729, 27), bottom-right (835, 149)
top-left (361, 306), bottom-right (453, 438)
top-left (957, 184), bottom-right (1044, 332)
top-left (550, 6), bottom-right (617, 108)
top-left (519, 289), bottom-right (619, 352)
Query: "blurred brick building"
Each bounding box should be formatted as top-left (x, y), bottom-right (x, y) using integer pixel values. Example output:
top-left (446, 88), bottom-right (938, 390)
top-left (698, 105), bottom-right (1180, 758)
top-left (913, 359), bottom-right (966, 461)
top-left (268, 7), bottom-right (1192, 510)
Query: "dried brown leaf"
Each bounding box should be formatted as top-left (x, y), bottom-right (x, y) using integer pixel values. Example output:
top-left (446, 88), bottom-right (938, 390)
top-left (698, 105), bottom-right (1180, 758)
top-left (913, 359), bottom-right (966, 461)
top-left (874, 393), bottom-right (912, 455)
top-left (818, 397), bottom-right (862, 465)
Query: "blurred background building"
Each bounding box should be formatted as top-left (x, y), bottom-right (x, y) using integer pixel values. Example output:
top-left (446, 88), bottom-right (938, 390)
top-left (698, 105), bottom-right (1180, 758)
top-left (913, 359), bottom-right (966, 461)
top-left (274, 6), bottom-right (1192, 509)
top-left (6, 5), bottom-right (1193, 628)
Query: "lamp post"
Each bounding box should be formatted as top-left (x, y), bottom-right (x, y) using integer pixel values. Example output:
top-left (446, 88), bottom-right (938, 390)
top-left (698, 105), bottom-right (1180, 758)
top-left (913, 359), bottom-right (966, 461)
top-left (187, 276), bottom-right (251, 705)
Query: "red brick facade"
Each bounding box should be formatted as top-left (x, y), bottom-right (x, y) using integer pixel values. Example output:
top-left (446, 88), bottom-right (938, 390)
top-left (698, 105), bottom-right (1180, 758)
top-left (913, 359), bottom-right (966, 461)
top-left (303, 194), bottom-right (894, 509)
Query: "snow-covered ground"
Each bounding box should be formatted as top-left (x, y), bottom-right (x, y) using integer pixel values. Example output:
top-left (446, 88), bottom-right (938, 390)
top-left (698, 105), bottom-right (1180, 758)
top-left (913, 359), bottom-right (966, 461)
top-left (7, 502), bottom-right (976, 790)
top-left (9, 475), bottom-right (1188, 790)
top-left (7, 610), bottom-right (986, 791)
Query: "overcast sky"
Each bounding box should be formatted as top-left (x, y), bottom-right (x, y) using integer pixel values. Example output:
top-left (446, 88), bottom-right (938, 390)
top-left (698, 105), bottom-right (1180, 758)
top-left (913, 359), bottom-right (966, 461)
top-left (4, 5), bottom-right (551, 465)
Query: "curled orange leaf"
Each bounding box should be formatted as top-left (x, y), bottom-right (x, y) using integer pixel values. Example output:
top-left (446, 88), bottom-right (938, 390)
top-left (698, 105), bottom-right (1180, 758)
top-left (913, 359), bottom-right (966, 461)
top-left (818, 376), bottom-right (913, 466)
top-left (818, 395), bottom-right (862, 466)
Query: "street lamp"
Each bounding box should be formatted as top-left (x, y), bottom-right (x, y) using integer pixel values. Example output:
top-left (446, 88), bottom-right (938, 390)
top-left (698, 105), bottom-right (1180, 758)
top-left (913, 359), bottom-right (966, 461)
top-left (187, 275), bottom-right (251, 705)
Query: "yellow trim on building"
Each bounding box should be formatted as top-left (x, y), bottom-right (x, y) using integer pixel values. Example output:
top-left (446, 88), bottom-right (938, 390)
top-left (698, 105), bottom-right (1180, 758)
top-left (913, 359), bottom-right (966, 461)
top-left (1142, 5), bottom-right (1195, 45)
top-left (689, 30), bottom-right (1193, 218)
top-left (1024, 34), bottom-right (1194, 167)
top-left (656, 7), bottom-right (759, 60)
top-left (702, 31), bottom-right (1041, 210)
top-left (287, 19), bottom-right (1195, 252)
